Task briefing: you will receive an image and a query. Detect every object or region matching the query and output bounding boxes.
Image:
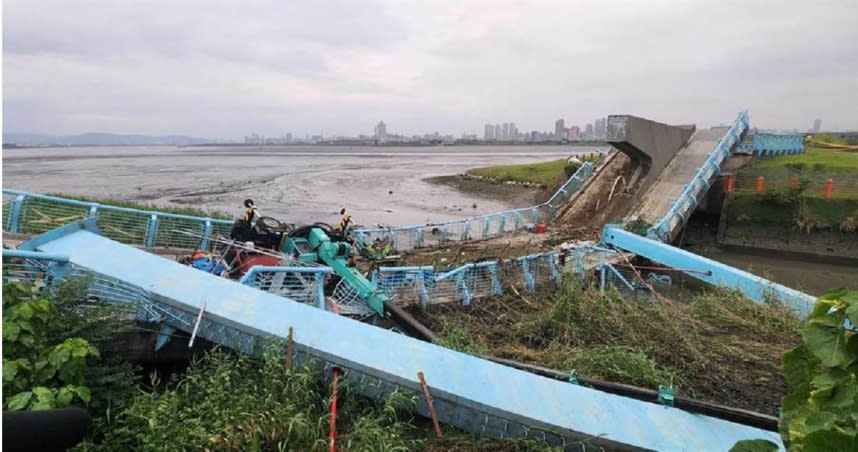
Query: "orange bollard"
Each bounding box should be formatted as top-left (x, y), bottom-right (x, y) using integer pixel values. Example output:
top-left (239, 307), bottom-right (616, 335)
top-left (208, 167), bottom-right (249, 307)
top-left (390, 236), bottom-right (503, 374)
top-left (788, 177), bottom-right (798, 189)
top-left (825, 179), bottom-right (833, 198)
top-left (725, 174), bottom-right (735, 194)
top-left (755, 176), bottom-right (765, 194)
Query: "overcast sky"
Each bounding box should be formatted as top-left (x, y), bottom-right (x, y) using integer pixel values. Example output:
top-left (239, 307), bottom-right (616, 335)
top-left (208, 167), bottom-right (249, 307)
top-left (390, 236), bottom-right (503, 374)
top-left (3, 0), bottom-right (858, 138)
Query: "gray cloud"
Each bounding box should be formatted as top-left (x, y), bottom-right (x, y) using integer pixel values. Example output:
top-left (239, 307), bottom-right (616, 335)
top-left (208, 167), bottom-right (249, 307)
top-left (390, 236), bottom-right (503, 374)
top-left (3, 0), bottom-right (858, 137)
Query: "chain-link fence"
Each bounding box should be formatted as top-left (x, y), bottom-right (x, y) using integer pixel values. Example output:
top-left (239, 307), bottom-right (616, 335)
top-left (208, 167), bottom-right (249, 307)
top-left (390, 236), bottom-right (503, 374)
top-left (373, 245), bottom-right (625, 308)
top-left (238, 266), bottom-right (332, 308)
top-left (733, 172), bottom-right (858, 197)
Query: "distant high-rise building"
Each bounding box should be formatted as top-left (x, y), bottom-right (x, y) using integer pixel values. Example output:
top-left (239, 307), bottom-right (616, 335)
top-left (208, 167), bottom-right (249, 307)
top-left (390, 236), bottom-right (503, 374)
top-left (484, 124), bottom-right (494, 140)
top-left (286, 132), bottom-right (293, 143)
top-left (812, 119), bottom-right (822, 133)
top-left (585, 123), bottom-right (594, 138)
top-left (510, 123), bottom-right (518, 139)
top-left (494, 124), bottom-right (501, 139)
top-left (374, 121), bottom-right (387, 139)
top-left (530, 131), bottom-right (539, 141)
top-left (569, 126), bottom-right (581, 140)
top-left (593, 118), bottom-right (606, 139)
top-left (502, 123), bottom-right (510, 139)
top-left (555, 119), bottom-right (565, 139)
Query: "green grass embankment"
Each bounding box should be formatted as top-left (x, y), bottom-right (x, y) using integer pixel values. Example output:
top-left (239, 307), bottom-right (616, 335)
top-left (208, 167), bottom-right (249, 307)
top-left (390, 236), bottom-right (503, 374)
top-left (750, 147), bottom-right (858, 173)
top-left (467, 158), bottom-right (568, 187)
top-left (465, 154), bottom-right (600, 197)
top-left (727, 146), bottom-right (858, 231)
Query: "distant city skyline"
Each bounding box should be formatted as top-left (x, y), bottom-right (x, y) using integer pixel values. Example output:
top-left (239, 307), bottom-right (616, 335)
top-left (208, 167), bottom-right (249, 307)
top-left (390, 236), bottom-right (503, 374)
top-left (4, 0), bottom-right (857, 139)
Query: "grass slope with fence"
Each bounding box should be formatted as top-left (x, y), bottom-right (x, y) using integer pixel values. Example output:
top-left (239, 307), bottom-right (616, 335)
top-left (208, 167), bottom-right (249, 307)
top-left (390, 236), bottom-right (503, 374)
top-left (728, 139), bottom-right (858, 232)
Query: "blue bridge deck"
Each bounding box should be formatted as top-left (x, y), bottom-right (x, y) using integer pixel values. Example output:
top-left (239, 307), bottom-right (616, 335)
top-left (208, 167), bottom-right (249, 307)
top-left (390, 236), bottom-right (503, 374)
top-left (22, 221), bottom-right (784, 450)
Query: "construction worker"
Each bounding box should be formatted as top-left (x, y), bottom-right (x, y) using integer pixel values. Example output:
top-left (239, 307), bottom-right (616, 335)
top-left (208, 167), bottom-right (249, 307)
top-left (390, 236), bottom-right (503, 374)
top-left (338, 208), bottom-right (352, 233)
top-left (242, 199), bottom-right (259, 223)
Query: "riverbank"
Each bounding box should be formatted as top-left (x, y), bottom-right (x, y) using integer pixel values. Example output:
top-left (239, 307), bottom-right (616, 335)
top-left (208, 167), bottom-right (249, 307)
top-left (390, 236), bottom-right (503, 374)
top-left (718, 144), bottom-right (858, 261)
top-left (423, 174), bottom-right (544, 206)
top-left (422, 154), bottom-right (603, 210)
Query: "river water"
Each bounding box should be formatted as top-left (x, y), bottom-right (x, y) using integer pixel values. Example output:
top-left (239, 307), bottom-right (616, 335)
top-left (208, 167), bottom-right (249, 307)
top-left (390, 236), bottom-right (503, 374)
top-left (2, 145), bottom-right (599, 227)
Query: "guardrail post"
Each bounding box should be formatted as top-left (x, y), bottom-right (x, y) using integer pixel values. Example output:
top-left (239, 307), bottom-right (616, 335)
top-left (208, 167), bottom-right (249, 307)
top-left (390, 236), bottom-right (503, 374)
top-left (440, 225), bottom-right (447, 244)
top-left (482, 216), bottom-right (490, 238)
top-left (315, 272), bottom-right (326, 310)
top-left (145, 214), bottom-right (159, 247)
top-left (498, 215), bottom-right (506, 233)
top-left (87, 205), bottom-right (99, 218)
top-left (456, 272), bottom-right (470, 306)
top-left (549, 255), bottom-right (560, 284)
top-left (48, 260), bottom-right (69, 283)
top-left (600, 263), bottom-right (607, 292)
top-left (417, 271), bottom-right (429, 309)
top-left (414, 228), bottom-right (423, 248)
top-left (389, 231), bottom-right (397, 250)
top-left (530, 207), bottom-right (539, 223)
top-left (461, 221), bottom-right (470, 240)
top-left (200, 220), bottom-right (213, 250)
top-left (489, 263), bottom-right (503, 295)
top-left (7, 195), bottom-right (26, 233)
top-left (514, 212), bottom-right (522, 230)
top-left (522, 259), bottom-right (535, 292)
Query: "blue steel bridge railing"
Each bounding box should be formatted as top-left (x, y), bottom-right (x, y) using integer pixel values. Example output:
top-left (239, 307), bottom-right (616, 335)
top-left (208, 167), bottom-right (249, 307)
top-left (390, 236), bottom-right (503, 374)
top-left (2, 248), bottom-right (163, 322)
top-left (3, 160), bottom-right (598, 253)
top-left (353, 161), bottom-right (596, 251)
top-left (372, 246), bottom-right (618, 308)
top-left (238, 265), bottom-right (332, 310)
top-left (646, 110), bottom-right (750, 242)
top-left (2, 189), bottom-right (234, 251)
top-left (2, 248), bottom-right (353, 322)
top-left (736, 132), bottom-right (806, 156)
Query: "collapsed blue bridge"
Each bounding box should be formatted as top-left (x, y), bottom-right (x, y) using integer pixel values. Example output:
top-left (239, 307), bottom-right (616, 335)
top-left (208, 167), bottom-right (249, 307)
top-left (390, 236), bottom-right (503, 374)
top-left (2, 109), bottom-right (813, 450)
top-left (11, 219), bottom-right (783, 450)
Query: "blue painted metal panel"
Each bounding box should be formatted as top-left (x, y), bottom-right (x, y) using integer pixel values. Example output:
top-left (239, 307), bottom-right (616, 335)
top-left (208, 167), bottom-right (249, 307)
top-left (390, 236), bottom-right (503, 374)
top-left (31, 225), bottom-right (782, 450)
top-left (2, 249), bottom-right (70, 262)
top-left (753, 133), bottom-right (805, 154)
top-left (603, 225), bottom-right (814, 317)
top-left (8, 195), bottom-right (25, 233)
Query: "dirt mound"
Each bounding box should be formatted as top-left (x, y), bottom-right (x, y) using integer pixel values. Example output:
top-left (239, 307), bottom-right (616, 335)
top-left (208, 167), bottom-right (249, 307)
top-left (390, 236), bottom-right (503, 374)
top-left (556, 152), bottom-right (647, 229)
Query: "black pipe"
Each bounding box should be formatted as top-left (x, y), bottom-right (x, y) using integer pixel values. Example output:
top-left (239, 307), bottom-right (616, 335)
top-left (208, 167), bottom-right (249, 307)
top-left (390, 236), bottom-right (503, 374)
top-left (3, 407), bottom-right (91, 452)
top-left (390, 311), bottom-right (778, 431)
top-left (486, 356), bottom-right (779, 432)
top-left (383, 301), bottom-right (437, 342)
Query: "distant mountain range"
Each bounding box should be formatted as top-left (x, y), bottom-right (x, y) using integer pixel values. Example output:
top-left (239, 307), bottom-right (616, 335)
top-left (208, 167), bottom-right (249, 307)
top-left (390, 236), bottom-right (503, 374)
top-left (3, 132), bottom-right (215, 146)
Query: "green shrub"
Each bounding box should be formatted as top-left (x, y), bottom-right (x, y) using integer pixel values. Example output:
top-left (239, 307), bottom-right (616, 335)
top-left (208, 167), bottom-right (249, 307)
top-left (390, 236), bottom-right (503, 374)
top-left (87, 350), bottom-right (426, 451)
top-left (733, 289), bottom-right (858, 451)
top-left (2, 283), bottom-right (99, 411)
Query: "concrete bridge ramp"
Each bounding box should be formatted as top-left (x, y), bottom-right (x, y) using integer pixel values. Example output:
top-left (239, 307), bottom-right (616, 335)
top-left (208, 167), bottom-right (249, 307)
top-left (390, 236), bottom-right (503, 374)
top-left (630, 127), bottom-right (728, 230)
top-left (555, 115), bottom-right (695, 230)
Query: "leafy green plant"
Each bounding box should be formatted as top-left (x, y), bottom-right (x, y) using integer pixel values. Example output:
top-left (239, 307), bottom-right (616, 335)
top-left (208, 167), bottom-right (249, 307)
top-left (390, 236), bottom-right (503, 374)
top-left (780, 288), bottom-right (858, 450)
top-left (2, 283), bottom-right (99, 410)
top-left (734, 289), bottom-right (858, 451)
